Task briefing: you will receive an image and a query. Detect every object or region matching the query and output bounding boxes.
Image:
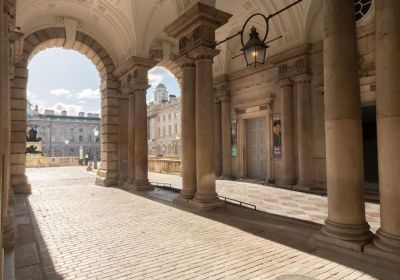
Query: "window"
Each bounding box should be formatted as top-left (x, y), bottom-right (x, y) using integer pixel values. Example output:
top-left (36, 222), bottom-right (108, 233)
top-left (168, 125), bottom-right (171, 136)
top-left (89, 135), bottom-right (92, 142)
top-left (163, 115), bottom-right (166, 121)
top-left (96, 137), bottom-right (100, 143)
top-left (79, 128), bottom-right (83, 133)
top-left (163, 127), bottom-right (165, 137)
top-left (79, 135), bottom-right (83, 143)
top-left (168, 114), bottom-right (171, 120)
top-left (354, 0), bottom-right (372, 22)
top-left (174, 124), bottom-right (178, 134)
top-left (174, 112), bottom-right (177, 119)
top-left (158, 127), bottom-right (161, 137)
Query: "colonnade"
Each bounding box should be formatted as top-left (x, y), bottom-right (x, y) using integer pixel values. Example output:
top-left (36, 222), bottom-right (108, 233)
top-left (164, 3), bottom-right (231, 209)
top-left (115, 57), bottom-right (156, 191)
top-left (314, 0), bottom-right (400, 262)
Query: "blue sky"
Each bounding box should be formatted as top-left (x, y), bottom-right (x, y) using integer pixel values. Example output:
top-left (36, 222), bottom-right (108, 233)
top-left (27, 48), bottom-right (180, 116)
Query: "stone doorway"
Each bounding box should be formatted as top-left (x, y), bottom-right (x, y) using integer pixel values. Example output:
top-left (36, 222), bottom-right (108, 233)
top-left (245, 117), bottom-right (268, 179)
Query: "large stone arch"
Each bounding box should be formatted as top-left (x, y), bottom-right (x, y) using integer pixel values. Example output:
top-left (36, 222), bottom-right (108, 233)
top-left (11, 27), bottom-right (120, 193)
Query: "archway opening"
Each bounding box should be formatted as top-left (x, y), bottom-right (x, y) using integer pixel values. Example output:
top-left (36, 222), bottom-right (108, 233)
top-left (147, 66), bottom-right (181, 158)
top-left (26, 48), bottom-right (101, 165)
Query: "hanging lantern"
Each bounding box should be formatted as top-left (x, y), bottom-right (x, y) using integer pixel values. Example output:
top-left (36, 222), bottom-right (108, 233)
top-left (241, 26), bottom-right (268, 68)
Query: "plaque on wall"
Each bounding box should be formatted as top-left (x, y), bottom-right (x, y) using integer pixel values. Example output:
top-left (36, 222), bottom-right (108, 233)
top-left (231, 119), bottom-right (238, 157)
top-left (273, 114), bottom-right (282, 158)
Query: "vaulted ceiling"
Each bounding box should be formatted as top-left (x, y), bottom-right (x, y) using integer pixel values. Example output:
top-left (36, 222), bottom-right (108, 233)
top-left (16, 0), bottom-right (325, 75)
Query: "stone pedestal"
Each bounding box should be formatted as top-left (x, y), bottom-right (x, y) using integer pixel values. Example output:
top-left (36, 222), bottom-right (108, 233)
top-left (220, 95), bottom-right (232, 179)
top-left (123, 93), bottom-right (135, 188)
top-left (278, 79), bottom-right (296, 185)
top-left (365, 0), bottom-right (400, 263)
top-left (294, 75), bottom-right (314, 189)
top-left (314, 0), bottom-right (372, 250)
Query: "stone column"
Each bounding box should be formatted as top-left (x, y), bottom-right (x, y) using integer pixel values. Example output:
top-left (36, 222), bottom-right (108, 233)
top-left (220, 95), bottom-right (232, 178)
top-left (314, 0), bottom-right (372, 250)
top-left (175, 58), bottom-right (197, 201)
top-left (133, 87), bottom-right (153, 191)
top-left (367, 0), bottom-right (400, 259)
top-left (0, 2), bottom-right (4, 276)
top-left (190, 47), bottom-right (224, 209)
top-left (2, 9), bottom-right (16, 250)
top-left (279, 79), bottom-right (296, 185)
top-left (123, 93), bottom-right (135, 187)
top-left (164, 2), bottom-right (231, 209)
top-left (214, 97), bottom-right (222, 178)
top-left (294, 75), bottom-right (314, 188)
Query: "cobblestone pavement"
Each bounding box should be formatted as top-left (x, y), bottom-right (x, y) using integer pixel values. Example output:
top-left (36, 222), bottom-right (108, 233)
top-left (21, 167), bottom-right (379, 280)
top-left (148, 173), bottom-right (380, 233)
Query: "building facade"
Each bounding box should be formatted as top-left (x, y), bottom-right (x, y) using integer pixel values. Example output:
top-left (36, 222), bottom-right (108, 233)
top-left (27, 102), bottom-right (101, 158)
top-left (148, 84), bottom-right (181, 156)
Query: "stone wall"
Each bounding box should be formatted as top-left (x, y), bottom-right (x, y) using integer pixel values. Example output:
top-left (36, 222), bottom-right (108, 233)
top-left (148, 156), bottom-right (181, 175)
top-left (26, 156), bottom-right (80, 168)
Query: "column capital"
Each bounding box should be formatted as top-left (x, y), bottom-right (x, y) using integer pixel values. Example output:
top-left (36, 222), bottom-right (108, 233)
top-left (164, 3), bottom-right (232, 55)
top-left (292, 73), bottom-right (311, 84)
top-left (190, 46), bottom-right (220, 61)
top-left (176, 56), bottom-right (195, 68)
top-left (219, 95), bottom-right (230, 103)
top-left (114, 56), bottom-right (156, 95)
top-left (278, 78), bottom-right (294, 89)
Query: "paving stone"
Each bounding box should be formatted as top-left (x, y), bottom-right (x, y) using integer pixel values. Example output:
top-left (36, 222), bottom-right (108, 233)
top-left (22, 167), bottom-right (378, 280)
top-left (15, 264), bottom-right (43, 280)
top-left (14, 242), bottom-right (40, 269)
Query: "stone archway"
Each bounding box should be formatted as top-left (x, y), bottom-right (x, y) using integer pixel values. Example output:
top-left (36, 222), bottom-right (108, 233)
top-left (11, 27), bottom-right (120, 193)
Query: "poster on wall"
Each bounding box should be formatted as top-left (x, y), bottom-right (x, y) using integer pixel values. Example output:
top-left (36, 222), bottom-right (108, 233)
top-left (231, 119), bottom-right (238, 157)
top-left (273, 114), bottom-right (282, 158)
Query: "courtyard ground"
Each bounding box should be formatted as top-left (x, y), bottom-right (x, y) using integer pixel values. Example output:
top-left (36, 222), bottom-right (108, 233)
top-left (13, 167), bottom-right (389, 279)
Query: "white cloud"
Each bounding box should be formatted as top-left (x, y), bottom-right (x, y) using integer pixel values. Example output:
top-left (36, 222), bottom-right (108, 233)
top-left (148, 66), bottom-right (175, 89)
top-left (27, 90), bottom-right (37, 99)
top-left (49, 88), bottom-right (71, 97)
top-left (77, 88), bottom-right (100, 99)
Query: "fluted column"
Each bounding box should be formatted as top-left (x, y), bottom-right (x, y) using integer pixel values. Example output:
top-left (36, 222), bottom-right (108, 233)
top-left (278, 79), bottom-right (296, 185)
top-left (294, 75), bottom-right (314, 188)
top-left (133, 88), bottom-right (153, 191)
top-left (191, 47), bottom-right (224, 209)
top-left (314, 0), bottom-right (372, 250)
top-left (368, 0), bottom-right (400, 259)
top-left (220, 95), bottom-right (232, 178)
top-left (123, 93), bottom-right (135, 187)
top-left (214, 97), bottom-right (222, 178)
top-left (175, 58), bottom-right (197, 200)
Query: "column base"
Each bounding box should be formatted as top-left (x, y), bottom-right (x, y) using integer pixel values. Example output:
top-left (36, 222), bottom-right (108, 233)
top-left (313, 219), bottom-right (373, 251)
top-left (12, 183), bottom-right (31, 195)
top-left (95, 169), bottom-right (118, 187)
top-left (275, 178), bottom-right (296, 186)
top-left (95, 176), bottom-right (117, 187)
top-left (2, 214), bottom-right (16, 249)
top-left (188, 199), bottom-right (226, 211)
top-left (133, 179), bottom-right (154, 191)
top-left (363, 229), bottom-right (400, 264)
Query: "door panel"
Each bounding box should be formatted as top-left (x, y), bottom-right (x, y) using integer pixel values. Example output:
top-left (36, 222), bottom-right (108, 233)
top-left (246, 117), bottom-right (267, 179)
